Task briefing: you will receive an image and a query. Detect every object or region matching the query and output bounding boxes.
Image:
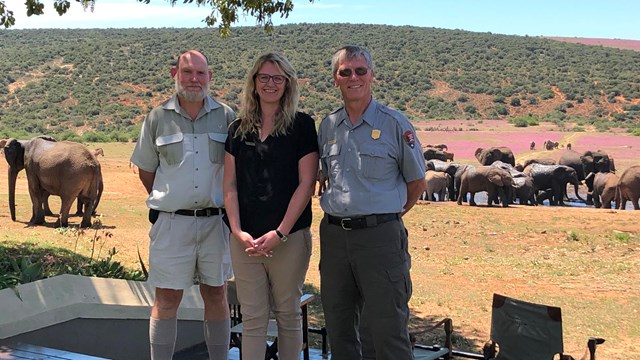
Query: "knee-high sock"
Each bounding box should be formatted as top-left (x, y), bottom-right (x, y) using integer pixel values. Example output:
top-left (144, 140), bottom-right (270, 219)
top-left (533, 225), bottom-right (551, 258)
top-left (204, 318), bottom-right (230, 360)
top-left (149, 317), bottom-right (177, 360)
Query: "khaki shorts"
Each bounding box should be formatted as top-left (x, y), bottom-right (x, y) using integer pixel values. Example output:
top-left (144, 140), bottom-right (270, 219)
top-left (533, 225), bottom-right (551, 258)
top-left (148, 211), bottom-right (233, 289)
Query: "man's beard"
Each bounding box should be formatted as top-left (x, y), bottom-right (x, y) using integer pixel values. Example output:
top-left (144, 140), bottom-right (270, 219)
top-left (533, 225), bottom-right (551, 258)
top-left (175, 79), bottom-right (208, 102)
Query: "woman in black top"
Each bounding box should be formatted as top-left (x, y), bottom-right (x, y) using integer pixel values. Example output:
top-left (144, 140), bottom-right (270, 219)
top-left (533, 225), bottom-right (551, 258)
top-left (223, 52), bottom-right (319, 360)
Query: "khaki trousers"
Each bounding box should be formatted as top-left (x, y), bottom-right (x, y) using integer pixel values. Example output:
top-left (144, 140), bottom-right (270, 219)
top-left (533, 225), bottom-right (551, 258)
top-left (230, 228), bottom-right (312, 360)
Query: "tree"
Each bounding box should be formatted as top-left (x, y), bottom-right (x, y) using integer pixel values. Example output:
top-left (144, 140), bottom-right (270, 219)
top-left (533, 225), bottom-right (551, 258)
top-left (0, 0), bottom-right (313, 36)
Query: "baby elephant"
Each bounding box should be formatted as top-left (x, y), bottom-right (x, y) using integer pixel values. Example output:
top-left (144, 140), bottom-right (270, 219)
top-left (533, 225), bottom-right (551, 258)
top-left (423, 171), bottom-right (450, 201)
top-left (457, 166), bottom-right (513, 207)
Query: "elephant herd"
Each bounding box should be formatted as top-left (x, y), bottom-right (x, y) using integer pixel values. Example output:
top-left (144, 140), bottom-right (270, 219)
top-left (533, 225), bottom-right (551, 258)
top-left (0, 136), bottom-right (104, 228)
top-left (423, 145), bottom-right (640, 210)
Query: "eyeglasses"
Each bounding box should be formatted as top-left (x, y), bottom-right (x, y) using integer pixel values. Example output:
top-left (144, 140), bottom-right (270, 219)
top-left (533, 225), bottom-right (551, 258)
top-left (255, 73), bottom-right (286, 84)
top-left (337, 67), bottom-right (369, 78)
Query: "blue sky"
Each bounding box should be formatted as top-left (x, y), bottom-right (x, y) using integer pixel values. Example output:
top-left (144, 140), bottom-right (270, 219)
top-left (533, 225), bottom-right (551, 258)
top-left (4, 0), bottom-right (640, 40)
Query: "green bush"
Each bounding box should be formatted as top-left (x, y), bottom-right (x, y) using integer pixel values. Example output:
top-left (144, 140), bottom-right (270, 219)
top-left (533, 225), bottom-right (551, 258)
top-left (495, 105), bottom-right (509, 116)
top-left (512, 118), bottom-right (528, 127)
top-left (0, 227), bottom-right (146, 292)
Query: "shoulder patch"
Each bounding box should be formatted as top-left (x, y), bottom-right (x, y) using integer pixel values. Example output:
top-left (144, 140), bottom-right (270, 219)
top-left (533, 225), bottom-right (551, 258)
top-left (402, 130), bottom-right (416, 149)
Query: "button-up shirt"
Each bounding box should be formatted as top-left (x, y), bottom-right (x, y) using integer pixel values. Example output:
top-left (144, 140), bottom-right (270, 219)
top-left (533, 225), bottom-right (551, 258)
top-left (131, 95), bottom-right (235, 212)
top-left (318, 98), bottom-right (425, 217)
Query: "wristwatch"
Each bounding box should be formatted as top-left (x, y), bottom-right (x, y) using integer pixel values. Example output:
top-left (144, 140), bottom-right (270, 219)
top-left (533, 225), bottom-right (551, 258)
top-left (275, 229), bottom-right (288, 243)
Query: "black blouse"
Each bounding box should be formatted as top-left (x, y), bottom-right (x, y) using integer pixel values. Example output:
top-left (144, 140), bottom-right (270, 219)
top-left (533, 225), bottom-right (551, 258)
top-left (225, 112), bottom-right (319, 237)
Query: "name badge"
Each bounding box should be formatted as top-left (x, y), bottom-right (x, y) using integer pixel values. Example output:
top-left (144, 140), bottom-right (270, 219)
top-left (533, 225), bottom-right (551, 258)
top-left (245, 141), bottom-right (255, 146)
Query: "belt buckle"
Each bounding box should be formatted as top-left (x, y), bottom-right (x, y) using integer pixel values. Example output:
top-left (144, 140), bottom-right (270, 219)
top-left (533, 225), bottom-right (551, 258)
top-left (340, 218), bottom-right (352, 231)
top-left (193, 209), bottom-right (204, 217)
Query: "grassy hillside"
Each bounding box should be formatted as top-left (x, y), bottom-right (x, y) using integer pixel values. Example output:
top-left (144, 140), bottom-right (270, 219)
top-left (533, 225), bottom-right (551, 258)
top-left (1, 24), bottom-right (640, 141)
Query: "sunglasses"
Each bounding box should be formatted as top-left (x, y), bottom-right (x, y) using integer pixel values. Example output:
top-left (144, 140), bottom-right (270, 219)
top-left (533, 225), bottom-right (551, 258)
top-left (255, 73), bottom-right (286, 84)
top-left (337, 67), bottom-right (369, 78)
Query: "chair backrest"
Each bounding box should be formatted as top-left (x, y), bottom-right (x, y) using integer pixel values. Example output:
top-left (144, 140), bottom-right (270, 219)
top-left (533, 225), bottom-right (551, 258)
top-left (490, 293), bottom-right (564, 360)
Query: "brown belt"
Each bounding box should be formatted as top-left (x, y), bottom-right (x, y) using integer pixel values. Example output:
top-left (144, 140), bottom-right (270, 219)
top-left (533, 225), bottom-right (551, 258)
top-left (327, 213), bottom-right (399, 230)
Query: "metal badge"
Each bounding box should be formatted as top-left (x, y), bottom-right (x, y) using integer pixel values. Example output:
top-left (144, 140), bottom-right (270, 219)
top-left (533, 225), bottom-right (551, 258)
top-left (371, 129), bottom-right (381, 140)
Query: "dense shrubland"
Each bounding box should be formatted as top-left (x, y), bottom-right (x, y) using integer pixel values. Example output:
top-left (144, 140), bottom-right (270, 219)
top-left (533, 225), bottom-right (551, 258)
top-left (1, 24), bottom-right (639, 141)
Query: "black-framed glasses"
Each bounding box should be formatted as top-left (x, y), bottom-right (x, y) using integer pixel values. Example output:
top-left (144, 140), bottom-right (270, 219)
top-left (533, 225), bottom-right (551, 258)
top-left (337, 67), bottom-right (369, 78)
top-left (255, 73), bottom-right (286, 84)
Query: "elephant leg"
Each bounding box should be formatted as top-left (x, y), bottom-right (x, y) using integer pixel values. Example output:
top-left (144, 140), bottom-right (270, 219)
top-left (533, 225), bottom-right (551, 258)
top-left (593, 190), bottom-right (602, 208)
top-left (43, 193), bottom-right (55, 217)
top-left (75, 197), bottom-right (84, 216)
top-left (79, 197), bottom-right (95, 228)
top-left (499, 187), bottom-right (509, 207)
top-left (469, 192), bottom-right (477, 206)
top-left (55, 197), bottom-right (75, 228)
top-left (28, 181), bottom-right (46, 225)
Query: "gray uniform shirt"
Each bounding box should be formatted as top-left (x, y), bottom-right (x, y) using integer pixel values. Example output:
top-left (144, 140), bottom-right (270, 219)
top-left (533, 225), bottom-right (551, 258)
top-left (130, 95), bottom-right (235, 212)
top-left (318, 98), bottom-right (425, 217)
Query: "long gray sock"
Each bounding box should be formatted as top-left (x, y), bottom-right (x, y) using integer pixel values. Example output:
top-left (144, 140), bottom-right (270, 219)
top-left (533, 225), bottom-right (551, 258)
top-left (149, 317), bottom-right (177, 360)
top-left (204, 318), bottom-right (230, 360)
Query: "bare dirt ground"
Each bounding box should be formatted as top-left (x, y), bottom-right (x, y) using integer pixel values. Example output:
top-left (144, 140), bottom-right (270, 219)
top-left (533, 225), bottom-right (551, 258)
top-left (1, 126), bottom-right (639, 358)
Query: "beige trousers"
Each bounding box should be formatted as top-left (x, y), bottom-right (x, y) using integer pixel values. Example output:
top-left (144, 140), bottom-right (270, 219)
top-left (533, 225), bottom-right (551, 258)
top-left (230, 228), bottom-right (312, 360)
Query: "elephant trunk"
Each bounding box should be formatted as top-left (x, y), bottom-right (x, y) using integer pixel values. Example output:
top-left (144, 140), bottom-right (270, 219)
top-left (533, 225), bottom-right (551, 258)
top-left (8, 167), bottom-right (18, 221)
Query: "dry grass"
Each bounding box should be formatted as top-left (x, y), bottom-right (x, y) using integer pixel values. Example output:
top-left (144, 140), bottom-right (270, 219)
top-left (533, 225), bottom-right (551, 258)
top-left (1, 139), bottom-right (639, 359)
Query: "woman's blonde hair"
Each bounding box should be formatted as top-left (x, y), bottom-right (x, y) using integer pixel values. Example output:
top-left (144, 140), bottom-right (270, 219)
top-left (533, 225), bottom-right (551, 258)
top-left (235, 52), bottom-right (299, 139)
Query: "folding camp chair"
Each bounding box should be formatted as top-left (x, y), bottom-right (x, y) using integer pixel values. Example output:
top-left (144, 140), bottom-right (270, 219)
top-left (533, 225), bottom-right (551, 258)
top-left (411, 317), bottom-right (453, 360)
top-left (484, 293), bottom-right (605, 360)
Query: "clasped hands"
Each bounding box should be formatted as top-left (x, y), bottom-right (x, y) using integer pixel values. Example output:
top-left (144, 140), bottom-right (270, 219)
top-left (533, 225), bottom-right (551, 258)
top-left (235, 230), bottom-right (280, 257)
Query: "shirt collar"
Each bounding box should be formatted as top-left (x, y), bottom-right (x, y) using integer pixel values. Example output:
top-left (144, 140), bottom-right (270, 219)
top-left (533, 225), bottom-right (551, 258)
top-left (336, 97), bottom-right (378, 128)
top-left (163, 94), bottom-right (221, 113)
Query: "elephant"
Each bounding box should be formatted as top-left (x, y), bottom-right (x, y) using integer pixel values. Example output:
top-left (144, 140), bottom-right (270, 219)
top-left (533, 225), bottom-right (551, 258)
top-left (426, 159), bottom-right (449, 172)
top-left (426, 143), bottom-right (448, 151)
top-left (2, 137), bottom-right (101, 228)
top-left (423, 147), bottom-right (447, 161)
top-left (543, 140), bottom-right (558, 150)
top-left (423, 171), bottom-right (450, 201)
top-left (529, 141), bottom-right (535, 150)
top-left (444, 163), bottom-right (472, 202)
top-left (615, 165), bottom-right (640, 210)
top-left (443, 151), bottom-right (454, 161)
top-left (44, 146), bottom-right (104, 216)
top-left (457, 165), bottom-right (513, 207)
top-left (512, 175), bottom-right (537, 205)
top-left (566, 143), bottom-right (572, 151)
top-left (316, 162), bottom-right (327, 197)
top-left (558, 149), bottom-right (615, 205)
top-left (490, 160), bottom-right (527, 204)
top-left (524, 163), bottom-right (585, 206)
top-left (521, 158), bottom-right (556, 169)
top-left (588, 172), bottom-right (619, 209)
top-left (475, 146), bottom-right (515, 167)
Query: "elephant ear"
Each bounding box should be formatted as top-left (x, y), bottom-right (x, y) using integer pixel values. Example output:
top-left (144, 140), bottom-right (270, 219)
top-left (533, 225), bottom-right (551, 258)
top-left (488, 173), bottom-right (506, 186)
top-left (3, 139), bottom-right (25, 170)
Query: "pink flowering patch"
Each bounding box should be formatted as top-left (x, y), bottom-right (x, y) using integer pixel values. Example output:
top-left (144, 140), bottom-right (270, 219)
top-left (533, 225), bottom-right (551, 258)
top-left (415, 121), bottom-right (640, 172)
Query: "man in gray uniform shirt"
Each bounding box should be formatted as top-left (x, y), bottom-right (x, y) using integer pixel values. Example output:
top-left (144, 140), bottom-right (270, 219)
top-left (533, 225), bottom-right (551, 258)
top-left (317, 45), bottom-right (427, 360)
top-left (131, 50), bottom-right (235, 360)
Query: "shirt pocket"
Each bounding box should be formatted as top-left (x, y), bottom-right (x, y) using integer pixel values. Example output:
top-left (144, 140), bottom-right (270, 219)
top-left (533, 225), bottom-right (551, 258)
top-left (208, 132), bottom-right (227, 164)
top-left (359, 145), bottom-right (388, 180)
top-left (156, 133), bottom-right (184, 167)
top-left (321, 143), bottom-right (341, 177)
